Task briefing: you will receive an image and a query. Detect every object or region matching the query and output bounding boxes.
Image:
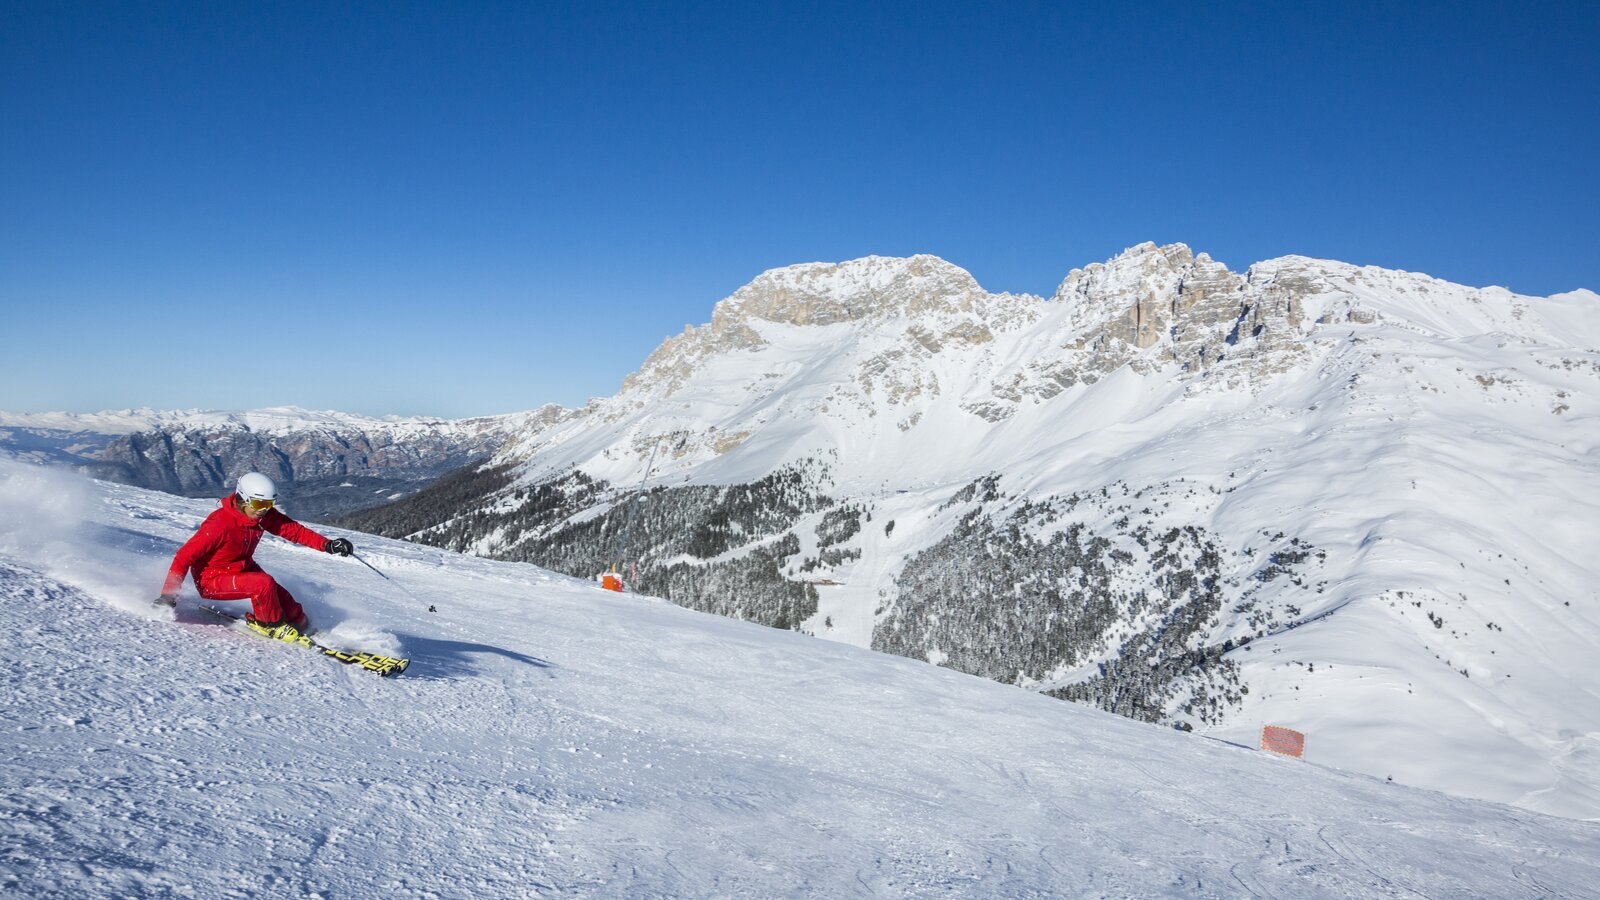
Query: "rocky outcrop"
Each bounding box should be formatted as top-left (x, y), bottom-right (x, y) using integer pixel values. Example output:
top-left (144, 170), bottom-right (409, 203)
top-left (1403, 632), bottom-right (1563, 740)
top-left (952, 243), bottom-right (1363, 415)
top-left (1049, 242), bottom-right (1309, 380)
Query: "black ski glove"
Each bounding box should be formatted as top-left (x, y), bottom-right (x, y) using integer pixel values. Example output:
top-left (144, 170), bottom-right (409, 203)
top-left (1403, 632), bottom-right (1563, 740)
top-left (325, 538), bottom-right (354, 557)
top-left (154, 594), bottom-right (178, 608)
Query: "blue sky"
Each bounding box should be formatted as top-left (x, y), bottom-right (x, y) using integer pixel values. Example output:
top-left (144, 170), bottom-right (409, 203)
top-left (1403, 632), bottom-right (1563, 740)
top-left (3, 1), bottom-right (1596, 418)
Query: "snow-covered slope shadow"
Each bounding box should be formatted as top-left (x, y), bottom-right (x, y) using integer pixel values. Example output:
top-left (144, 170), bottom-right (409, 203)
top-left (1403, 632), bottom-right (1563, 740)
top-left (2, 463), bottom-right (1597, 897)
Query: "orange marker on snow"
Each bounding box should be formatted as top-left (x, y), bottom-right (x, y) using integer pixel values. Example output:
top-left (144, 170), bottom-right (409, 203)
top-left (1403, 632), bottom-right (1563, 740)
top-left (1260, 725), bottom-right (1306, 758)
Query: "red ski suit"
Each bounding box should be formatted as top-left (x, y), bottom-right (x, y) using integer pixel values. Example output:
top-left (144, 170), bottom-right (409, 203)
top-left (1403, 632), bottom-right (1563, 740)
top-left (162, 496), bottom-right (329, 624)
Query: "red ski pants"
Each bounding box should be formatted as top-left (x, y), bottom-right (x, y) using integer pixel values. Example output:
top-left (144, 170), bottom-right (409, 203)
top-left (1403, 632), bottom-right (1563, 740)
top-left (199, 569), bottom-right (305, 626)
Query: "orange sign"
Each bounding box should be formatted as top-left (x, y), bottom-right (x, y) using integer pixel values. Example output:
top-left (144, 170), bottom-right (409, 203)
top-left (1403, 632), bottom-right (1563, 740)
top-left (600, 574), bottom-right (625, 592)
top-left (1260, 726), bottom-right (1305, 758)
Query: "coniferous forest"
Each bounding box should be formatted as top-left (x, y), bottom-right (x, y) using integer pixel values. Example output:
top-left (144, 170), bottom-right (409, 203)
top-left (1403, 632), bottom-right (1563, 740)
top-left (338, 461), bottom-right (1325, 729)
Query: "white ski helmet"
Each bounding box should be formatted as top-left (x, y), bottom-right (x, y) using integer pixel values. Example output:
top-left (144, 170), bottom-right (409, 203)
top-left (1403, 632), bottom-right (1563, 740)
top-left (236, 472), bottom-right (278, 503)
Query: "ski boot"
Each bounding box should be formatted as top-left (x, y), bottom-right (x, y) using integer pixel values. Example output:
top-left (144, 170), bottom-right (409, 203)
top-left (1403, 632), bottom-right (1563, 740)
top-left (244, 615), bottom-right (314, 646)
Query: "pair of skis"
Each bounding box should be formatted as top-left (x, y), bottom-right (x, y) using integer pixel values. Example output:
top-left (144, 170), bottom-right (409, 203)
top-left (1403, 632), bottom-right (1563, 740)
top-left (200, 604), bottom-right (410, 677)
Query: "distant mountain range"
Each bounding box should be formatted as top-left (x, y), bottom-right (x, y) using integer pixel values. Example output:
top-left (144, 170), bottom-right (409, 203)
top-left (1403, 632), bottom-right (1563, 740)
top-left (8, 242), bottom-right (1597, 818)
top-left (0, 405), bottom-right (563, 519)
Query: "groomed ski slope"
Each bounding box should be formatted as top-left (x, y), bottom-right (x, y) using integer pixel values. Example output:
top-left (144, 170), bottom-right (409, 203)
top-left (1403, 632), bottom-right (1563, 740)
top-left (3, 463), bottom-right (1597, 898)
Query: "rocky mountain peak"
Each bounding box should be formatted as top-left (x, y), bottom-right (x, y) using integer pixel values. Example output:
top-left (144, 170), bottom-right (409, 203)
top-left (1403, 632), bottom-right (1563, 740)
top-left (721, 255), bottom-right (987, 327)
top-left (1022, 242), bottom-right (1317, 394)
top-left (621, 255), bottom-right (996, 399)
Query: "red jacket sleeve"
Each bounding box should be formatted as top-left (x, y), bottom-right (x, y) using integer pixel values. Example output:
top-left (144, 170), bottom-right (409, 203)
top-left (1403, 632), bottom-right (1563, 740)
top-left (163, 514), bottom-right (224, 595)
top-left (262, 510), bottom-right (328, 553)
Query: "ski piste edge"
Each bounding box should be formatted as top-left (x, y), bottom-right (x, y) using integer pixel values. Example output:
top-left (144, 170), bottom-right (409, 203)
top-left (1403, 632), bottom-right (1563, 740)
top-left (199, 604), bottom-right (410, 677)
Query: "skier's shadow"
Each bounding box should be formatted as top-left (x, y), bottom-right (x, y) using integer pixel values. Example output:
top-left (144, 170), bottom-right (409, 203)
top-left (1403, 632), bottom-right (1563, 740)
top-left (397, 632), bottom-right (554, 678)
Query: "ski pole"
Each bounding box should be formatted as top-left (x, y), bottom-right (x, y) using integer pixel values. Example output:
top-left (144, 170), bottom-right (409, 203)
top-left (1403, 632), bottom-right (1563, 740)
top-left (354, 552), bottom-right (436, 612)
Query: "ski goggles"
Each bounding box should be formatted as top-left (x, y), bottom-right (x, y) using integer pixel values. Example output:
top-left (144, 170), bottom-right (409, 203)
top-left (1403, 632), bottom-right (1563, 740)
top-left (243, 497), bottom-right (276, 512)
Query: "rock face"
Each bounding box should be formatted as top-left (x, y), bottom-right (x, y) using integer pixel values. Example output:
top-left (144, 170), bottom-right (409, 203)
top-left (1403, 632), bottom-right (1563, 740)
top-left (998, 242), bottom-right (1318, 403)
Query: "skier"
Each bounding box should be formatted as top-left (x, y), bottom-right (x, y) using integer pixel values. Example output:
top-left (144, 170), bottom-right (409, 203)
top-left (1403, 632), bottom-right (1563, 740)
top-left (155, 472), bottom-right (354, 638)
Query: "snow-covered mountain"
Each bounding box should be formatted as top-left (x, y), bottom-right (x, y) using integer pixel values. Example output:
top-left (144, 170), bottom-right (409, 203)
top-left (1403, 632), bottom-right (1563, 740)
top-left (346, 242), bottom-right (1600, 821)
top-left (0, 405), bottom-right (567, 518)
top-left (3, 464), bottom-right (1598, 895)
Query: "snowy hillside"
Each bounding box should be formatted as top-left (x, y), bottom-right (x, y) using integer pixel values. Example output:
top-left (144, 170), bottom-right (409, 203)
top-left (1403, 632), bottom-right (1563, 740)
top-left (3, 462), bottom-right (1598, 896)
top-left (344, 243), bottom-right (1600, 821)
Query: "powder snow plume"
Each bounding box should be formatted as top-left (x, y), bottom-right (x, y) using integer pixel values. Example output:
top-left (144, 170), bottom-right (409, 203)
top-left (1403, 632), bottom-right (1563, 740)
top-left (0, 460), bottom-right (173, 615)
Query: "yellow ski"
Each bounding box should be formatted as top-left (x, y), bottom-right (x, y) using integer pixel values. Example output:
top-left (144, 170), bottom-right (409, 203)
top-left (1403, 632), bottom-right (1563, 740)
top-left (200, 605), bottom-right (410, 677)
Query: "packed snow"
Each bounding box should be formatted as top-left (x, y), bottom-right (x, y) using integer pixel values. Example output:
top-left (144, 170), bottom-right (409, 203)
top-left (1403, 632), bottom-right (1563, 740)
top-left (2, 461), bottom-right (1597, 896)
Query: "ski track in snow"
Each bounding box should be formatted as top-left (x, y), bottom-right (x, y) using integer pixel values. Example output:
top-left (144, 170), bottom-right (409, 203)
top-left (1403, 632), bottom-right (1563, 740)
top-left (2, 464), bottom-right (1598, 897)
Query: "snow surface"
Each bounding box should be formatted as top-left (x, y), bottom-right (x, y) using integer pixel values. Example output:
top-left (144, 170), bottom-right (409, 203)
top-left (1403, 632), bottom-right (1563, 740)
top-left (3, 461), bottom-right (1599, 897)
top-left (484, 248), bottom-right (1600, 822)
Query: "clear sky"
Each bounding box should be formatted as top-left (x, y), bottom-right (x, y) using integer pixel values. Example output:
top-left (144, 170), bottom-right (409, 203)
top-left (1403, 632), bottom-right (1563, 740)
top-left (3, 0), bottom-right (1596, 418)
